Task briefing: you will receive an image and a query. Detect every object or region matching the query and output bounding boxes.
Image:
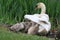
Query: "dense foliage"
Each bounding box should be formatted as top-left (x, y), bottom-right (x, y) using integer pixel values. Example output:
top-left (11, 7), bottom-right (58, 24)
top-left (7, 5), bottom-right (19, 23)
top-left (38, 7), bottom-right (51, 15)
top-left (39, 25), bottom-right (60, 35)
top-left (0, 0), bottom-right (60, 29)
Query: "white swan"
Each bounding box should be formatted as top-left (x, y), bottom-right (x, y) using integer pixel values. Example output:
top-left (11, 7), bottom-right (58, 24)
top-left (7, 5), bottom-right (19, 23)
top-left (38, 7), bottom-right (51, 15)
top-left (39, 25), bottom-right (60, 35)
top-left (24, 2), bottom-right (51, 34)
top-left (34, 2), bottom-right (51, 33)
top-left (24, 2), bottom-right (49, 24)
top-left (34, 2), bottom-right (49, 22)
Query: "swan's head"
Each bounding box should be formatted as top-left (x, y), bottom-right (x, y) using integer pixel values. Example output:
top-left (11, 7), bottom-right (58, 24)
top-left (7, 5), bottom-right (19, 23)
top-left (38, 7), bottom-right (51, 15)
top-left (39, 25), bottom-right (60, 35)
top-left (35, 2), bottom-right (46, 10)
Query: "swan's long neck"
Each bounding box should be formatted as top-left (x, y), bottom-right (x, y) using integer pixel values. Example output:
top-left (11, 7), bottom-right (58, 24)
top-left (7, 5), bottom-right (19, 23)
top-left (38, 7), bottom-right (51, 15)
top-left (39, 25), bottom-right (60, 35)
top-left (40, 5), bottom-right (46, 14)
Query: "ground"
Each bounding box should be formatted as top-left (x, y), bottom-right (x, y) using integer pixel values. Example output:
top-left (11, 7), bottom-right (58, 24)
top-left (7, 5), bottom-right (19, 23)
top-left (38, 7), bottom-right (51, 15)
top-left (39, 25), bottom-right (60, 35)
top-left (0, 25), bottom-right (55, 40)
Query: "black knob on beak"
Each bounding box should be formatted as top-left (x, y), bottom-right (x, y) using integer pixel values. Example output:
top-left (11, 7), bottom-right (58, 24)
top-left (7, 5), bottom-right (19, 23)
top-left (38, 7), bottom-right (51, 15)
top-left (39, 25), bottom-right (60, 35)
top-left (35, 5), bottom-right (38, 8)
top-left (34, 5), bottom-right (38, 10)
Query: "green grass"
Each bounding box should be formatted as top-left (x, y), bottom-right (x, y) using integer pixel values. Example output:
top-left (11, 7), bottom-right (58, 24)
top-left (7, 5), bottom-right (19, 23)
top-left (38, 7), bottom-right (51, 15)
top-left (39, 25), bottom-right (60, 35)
top-left (0, 26), bottom-right (49, 40)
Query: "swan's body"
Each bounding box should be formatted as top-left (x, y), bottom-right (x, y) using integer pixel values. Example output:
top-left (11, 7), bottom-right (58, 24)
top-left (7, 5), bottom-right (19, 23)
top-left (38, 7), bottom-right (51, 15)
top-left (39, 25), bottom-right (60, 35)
top-left (35, 2), bottom-right (51, 33)
top-left (24, 2), bottom-right (51, 34)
